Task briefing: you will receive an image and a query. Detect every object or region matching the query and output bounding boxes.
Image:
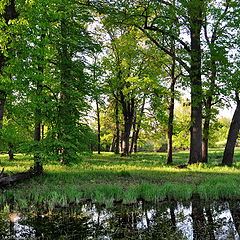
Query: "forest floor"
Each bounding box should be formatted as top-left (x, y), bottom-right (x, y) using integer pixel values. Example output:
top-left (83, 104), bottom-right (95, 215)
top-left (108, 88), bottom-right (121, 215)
top-left (1, 148), bottom-right (240, 209)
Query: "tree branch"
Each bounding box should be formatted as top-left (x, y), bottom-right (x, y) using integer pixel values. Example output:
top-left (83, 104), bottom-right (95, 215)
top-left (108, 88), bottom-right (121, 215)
top-left (138, 26), bottom-right (190, 72)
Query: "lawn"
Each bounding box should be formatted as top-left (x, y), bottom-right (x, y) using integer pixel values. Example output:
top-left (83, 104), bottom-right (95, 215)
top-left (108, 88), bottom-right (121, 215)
top-left (1, 148), bottom-right (240, 210)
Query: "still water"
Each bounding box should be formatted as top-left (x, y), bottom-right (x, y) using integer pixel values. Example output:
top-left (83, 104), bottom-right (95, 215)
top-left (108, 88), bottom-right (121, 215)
top-left (0, 200), bottom-right (239, 239)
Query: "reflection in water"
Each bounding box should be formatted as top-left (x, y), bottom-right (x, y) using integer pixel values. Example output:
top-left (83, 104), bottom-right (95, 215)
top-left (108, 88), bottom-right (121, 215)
top-left (0, 200), bottom-right (239, 239)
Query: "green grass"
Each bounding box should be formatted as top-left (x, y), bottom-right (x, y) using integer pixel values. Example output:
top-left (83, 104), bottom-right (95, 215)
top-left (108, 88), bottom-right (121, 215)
top-left (1, 148), bottom-right (240, 209)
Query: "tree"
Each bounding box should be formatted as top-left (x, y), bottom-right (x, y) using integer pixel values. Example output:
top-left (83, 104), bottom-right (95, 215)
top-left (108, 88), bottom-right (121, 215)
top-left (0, 0), bottom-right (18, 131)
top-left (5, 0), bottom-right (99, 164)
top-left (95, 0), bottom-right (205, 163)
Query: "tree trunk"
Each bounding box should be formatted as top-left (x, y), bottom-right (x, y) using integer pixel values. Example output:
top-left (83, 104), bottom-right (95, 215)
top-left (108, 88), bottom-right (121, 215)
top-left (110, 135), bottom-right (116, 152)
top-left (130, 113), bottom-right (136, 154)
top-left (96, 100), bottom-right (101, 154)
top-left (202, 40), bottom-right (217, 163)
top-left (120, 91), bottom-right (135, 156)
top-left (8, 144), bottom-right (14, 160)
top-left (132, 96), bottom-right (146, 153)
top-left (33, 83), bottom-right (42, 171)
top-left (167, 59), bottom-right (176, 164)
top-left (121, 118), bottom-right (133, 156)
top-left (114, 99), bottom-right (120, 154)
top-left (222, 100), bottom-right (240, 166)
top-left (0, 166), bottom-right (42, 188)
top-left (188, 1), bottom-right (203, 164)
top-left (202, 117), bottom-right (210, 163)
top-left (0, 91), bottom-right (6, 130)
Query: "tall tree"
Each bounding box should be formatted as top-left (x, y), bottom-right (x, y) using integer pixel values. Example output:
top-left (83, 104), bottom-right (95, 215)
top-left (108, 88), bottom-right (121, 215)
top-left (8, 0), bottom-right (99, 164)
top-left (0, 0), bottom-right (18, 130)
top-left (97, 0), bottom-right (205, 163)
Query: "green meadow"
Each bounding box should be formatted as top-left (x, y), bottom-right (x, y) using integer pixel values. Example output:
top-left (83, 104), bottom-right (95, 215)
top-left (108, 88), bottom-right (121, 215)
top-left (1, 148), bottom-right (240, 210)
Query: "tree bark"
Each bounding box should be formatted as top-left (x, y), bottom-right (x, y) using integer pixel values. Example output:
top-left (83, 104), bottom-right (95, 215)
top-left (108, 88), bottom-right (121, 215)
top-left (188, 1), bottom-right (203, 164)
top-left (114, 99), bottom-right (120, 154)
top-left (167, 59), bottom-right (176, 164)
top-left (110, 134), bottom-right (116, 152)
top-left (130, 113), bottom-right (136, 154)
top-left (202, 117), bottom-right (210, 163)
top-left (96, 100), bottom-right (101, 154)
top-left (202, 37), bottom-right (217, 163)
top-left (132, 96), bottom-right (145, 153)
top-left (0, 166), bottom-right (42, 189)
top-left (122, 118), bottom-right (133, 156)
top-left (120, 91), bottom-right (135, 156)
top-left (8, 143), bottom-right (14, 160)
top-left (222, 99), bottom-right (240, 166)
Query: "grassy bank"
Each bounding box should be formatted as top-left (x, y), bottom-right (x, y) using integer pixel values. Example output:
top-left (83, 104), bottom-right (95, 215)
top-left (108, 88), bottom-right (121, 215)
top-left (1, 148), bottom-right (240, 210)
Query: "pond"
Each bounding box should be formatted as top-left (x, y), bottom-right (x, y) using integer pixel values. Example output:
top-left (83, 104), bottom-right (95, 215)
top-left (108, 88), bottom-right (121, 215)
top-left (0, 199), bottom-right (239, 239)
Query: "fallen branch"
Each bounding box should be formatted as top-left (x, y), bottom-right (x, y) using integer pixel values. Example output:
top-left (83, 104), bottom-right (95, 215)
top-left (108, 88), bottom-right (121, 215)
top-left (0, 164), bottom-right (43, 188)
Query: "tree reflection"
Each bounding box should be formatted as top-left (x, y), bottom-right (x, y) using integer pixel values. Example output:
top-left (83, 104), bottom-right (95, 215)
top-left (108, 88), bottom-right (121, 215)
top-left (229, 201), bottom-right (240, 236)
top-left (1, 200), bottom-right (240, 239)
top-left (192, 197), bottom-right (208, 240)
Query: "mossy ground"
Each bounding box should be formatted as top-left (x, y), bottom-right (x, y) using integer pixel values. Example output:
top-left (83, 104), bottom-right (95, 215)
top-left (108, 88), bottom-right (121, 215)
top-left (1, 148), bottom-right (240, 209)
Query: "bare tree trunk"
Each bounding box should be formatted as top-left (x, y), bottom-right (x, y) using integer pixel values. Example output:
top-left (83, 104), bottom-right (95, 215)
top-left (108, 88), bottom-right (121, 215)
top-left (130, 113), bottom-right (136, 154)
top-left (8, 143), bottom-right (14, 160)
top-left (114, 99), bottom-right (120, 154)
top-left (188, 1), bottom-right (203, 164)
top-left (33, 75), bottom-right (43, 173)
top-left (222, 99), bottom-right (240, 166)
top-left (110, 135), bottom-right (116, 152)
top-left (202, 117), bottom-right (210, 163)
top-left (167, 58), bottom-right (176, 164)
top-left (120, 131), bottom-right (124, 153)
top-left (133, 97), bottom-right (146, 153)
top-left (120, 91), bottom-right (135, 156)
top-left (122, 118), bottom-right (133, 156)
top-left (96, 100), bottom-right (101, 154)
top-left (202, 42), bottom-right (217, 163)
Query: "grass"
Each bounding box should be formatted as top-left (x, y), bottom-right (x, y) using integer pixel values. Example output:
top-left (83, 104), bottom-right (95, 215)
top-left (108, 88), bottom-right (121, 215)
top-left (1, 148), bottom-right (240, 210)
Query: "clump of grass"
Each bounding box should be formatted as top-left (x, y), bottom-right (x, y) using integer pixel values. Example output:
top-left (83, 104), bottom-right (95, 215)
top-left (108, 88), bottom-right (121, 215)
top-left (160, 183), bottom-right (194, 201)
top-left (123, 186), bottom-right (139, 204)
top-left (198, 177), bottom-right (240, 200)
top-left (137, 183), bottom-right (158, 201)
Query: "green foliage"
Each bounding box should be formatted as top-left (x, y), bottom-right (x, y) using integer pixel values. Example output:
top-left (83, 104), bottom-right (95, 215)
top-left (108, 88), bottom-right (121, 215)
top-left (172, 100), bottom-right (191, 150)
top-left (0, 120), bottom-right (31, 153)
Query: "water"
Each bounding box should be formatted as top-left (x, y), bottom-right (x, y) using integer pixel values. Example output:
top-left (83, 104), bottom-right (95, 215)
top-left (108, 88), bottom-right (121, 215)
top-left (0, 200), bottom-right (239, 239)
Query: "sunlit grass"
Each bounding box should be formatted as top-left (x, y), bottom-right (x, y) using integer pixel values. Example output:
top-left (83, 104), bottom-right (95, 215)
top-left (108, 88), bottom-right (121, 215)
top-left (1, 148), bottom-right (240, 209)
